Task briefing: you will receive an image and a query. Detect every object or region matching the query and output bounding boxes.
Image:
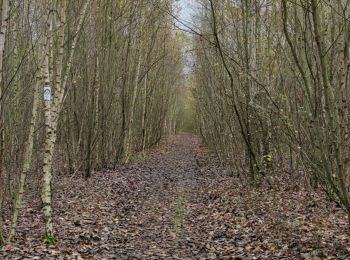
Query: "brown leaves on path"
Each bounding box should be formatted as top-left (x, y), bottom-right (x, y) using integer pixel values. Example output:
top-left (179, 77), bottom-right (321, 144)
top-left (1, 134), bottom-right (349, 259)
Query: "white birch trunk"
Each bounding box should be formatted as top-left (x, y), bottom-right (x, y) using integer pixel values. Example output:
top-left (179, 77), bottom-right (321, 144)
top-left (41, 0), bottom-right (90, 238)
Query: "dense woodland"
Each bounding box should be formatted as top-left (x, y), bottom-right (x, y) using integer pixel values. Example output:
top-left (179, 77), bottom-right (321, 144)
top-left (0, 0), bottom-right (349, 257)
top-left (0, 0), bottom-right (184, 246)
top-left (193, 0), bottom-right (350, 224)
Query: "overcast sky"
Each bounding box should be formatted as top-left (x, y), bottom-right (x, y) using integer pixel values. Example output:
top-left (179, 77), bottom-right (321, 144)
top-left (173, 0), bottom-right (200, 75)
top-left (177, 0), bottom-right (193, 22)
top-left (174, 0), bottom-right (199, 32)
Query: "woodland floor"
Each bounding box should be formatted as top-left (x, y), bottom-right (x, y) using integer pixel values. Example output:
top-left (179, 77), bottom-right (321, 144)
top-left (1, 134), bottom-right (350, 259)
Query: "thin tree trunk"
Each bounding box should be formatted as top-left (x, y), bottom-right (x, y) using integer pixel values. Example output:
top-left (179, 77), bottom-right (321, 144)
top-left (0, 0), bottom-right (9, 247)
top-left (8, 66), bottom-right (41, 242)
top-left (123, 52), bottom-right (142, 163)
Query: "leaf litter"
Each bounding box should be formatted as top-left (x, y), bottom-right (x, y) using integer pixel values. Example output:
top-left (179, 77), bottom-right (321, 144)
top-left (1, 134), bottom-right (349, 259)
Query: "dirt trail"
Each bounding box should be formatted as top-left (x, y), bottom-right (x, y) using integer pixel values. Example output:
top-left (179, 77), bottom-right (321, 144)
top-left (1, 134), bottom-right (350, 259)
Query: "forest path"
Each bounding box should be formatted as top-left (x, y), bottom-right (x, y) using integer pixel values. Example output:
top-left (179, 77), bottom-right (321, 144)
top-left (1, 134), bottom-right (350, 259)
top-left (108, 133), bottom-right (212, 258)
